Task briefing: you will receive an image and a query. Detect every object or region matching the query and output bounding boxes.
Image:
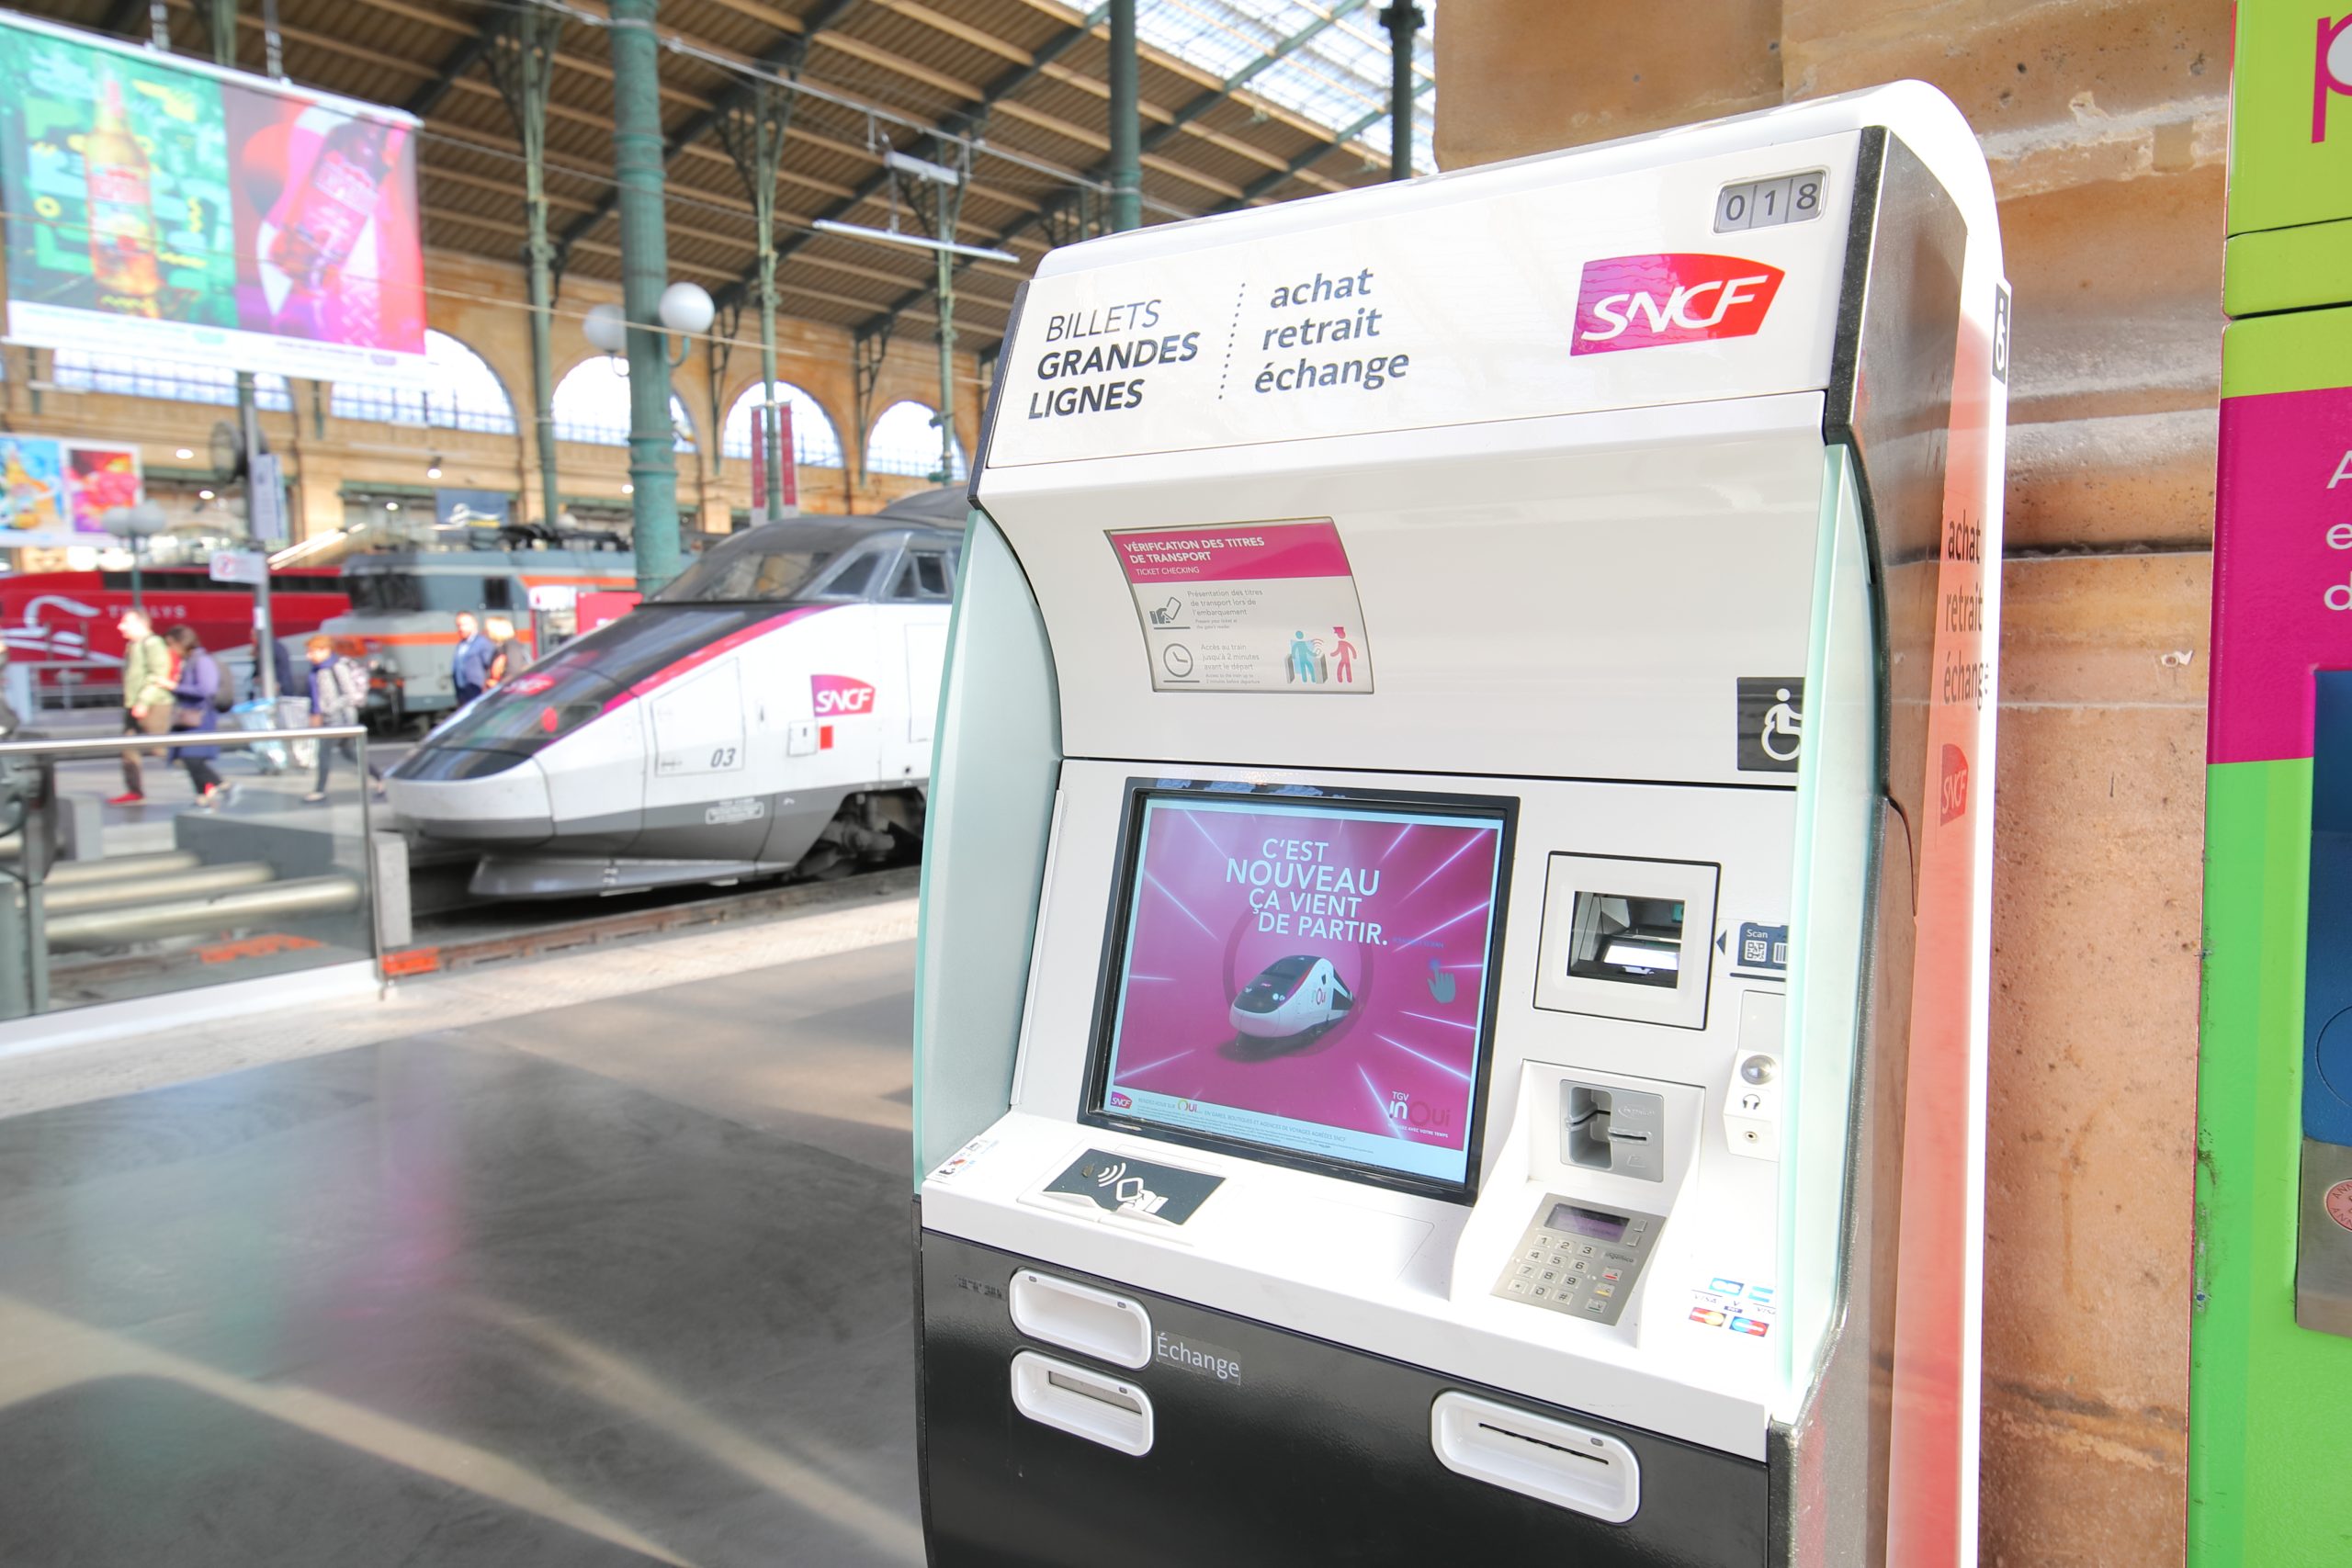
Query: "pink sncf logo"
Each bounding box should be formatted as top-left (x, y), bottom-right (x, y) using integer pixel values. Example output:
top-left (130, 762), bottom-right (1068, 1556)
top-left (2318, 15), bottom-right (2352, 141)
top-left (811, 673), bottom-right (876, 716)
top-left (1571, 253), bottom-right (1786, 355)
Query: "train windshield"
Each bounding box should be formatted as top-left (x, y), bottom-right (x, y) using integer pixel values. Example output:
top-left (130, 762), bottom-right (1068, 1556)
top-left (402, 606), bottom-right (780, 774)
top-left (657, 523), bottom-right (888, 604)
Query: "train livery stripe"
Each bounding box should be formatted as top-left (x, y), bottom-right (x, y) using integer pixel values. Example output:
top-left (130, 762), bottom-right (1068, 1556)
top-left (599, 606), bottom-right (831, 716)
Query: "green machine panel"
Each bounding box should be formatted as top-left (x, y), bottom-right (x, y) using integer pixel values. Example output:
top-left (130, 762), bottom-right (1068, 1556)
top-left (2194, 6), bottom-right (2352, 1563)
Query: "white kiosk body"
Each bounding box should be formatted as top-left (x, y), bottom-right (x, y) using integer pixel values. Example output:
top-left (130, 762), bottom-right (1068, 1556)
top-left (912, 84), bottom-right (2006, 1568)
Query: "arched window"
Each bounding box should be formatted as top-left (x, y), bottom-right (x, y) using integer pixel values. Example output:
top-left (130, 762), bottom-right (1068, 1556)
top-left (53, 348), bottom-right (291, 412)
top-left (332, 329), bottom-right (516, 434)
top-left (720, 380), bottom-right (844, 468)
top-left (866, 399), bottom-right (966, 479)
top-left (551, 357), bottom-right (695, 450)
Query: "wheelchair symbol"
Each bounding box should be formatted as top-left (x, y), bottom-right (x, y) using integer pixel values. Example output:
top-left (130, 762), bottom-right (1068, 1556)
top-left (1759, 688), bottom-right (1803, 763)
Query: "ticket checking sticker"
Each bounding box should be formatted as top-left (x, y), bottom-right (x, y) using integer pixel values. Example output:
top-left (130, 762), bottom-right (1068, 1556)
top-left (1110, 519), bottom-right (1374, 694)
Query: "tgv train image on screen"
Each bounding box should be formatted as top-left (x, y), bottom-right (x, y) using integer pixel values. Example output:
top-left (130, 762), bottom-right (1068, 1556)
top-left (1229, 954), bottom-right (1355, 1039)
top-left (386, 493), bottom-right (962, 898)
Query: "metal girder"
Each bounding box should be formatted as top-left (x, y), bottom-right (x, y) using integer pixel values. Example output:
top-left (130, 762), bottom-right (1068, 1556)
top-left (852, 0), bottom-right (1385, 344)
top-left (710, 3), bottom-right (1114, 317)
top-left (1214, 67), bottom-right (1433, 211)
top-left (554, 0), bottom-right (859, 269)
top-left (405, 13), bottom-right (508, 119)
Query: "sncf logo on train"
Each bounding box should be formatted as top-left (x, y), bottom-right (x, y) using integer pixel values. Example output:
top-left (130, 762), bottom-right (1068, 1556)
top-left (811, 674), bottom-right (877, 716)
top-left (1571, 253), bottom-right (1785, 355)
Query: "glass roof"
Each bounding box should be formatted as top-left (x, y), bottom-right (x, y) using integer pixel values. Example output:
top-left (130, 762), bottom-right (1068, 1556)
top-left (1137, 0), bottom-right (1438, 181)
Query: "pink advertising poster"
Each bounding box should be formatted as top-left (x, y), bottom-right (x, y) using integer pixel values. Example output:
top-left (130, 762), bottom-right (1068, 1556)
top-left (1101, 793), bottom-right (1506, 1184)
top-left (1111, 519), bottom-right (1374, 693)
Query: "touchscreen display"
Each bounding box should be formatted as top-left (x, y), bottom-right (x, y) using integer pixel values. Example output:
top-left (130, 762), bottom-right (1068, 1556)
top-left (1095, 790), bottom-right (1509, 1189)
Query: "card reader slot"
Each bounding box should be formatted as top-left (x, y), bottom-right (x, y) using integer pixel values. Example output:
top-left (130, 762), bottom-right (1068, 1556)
top-left (1430, 1391), bottom-right (1641, 1523)
top-left (1012, 1350), bottom-right (1155, 1457)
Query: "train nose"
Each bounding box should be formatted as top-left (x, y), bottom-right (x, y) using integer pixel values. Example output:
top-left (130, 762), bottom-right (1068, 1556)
top-left (386, 751), bottom-right (558, 847)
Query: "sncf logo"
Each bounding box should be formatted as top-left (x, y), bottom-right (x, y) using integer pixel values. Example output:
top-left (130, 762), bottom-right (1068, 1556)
top-left (811, 673), bottom-right (876, 716)
top-left (1572, 253), bottom-right (1786, 355)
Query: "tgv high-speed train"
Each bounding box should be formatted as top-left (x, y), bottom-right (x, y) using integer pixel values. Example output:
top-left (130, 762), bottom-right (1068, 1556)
top-left (386, 491), bottom-right (963, 897)
top-left (1229, 954), bottom-right (1355, 1039)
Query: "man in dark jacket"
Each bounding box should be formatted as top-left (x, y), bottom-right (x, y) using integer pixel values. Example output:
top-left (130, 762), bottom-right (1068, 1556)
top-left (452, 612), bottom-right (492, 708)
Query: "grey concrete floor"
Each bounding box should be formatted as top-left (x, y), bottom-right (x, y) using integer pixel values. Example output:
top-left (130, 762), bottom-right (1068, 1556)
top-left (0, 937), bottom-right (923, 1568)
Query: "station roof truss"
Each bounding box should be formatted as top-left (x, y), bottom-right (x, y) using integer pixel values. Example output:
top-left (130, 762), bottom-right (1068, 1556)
top-left (44, 0), bottom-right (1438, 358)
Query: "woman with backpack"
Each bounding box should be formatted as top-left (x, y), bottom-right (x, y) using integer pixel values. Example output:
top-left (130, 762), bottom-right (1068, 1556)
top-left (302, 635), bottom-right (383, 803)
top-left (163, 625), bottom-right (229, 807)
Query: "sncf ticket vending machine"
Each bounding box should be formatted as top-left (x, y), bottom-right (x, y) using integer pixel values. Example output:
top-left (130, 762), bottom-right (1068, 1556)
top-left (912, 83), bottom-right (2006, 1568)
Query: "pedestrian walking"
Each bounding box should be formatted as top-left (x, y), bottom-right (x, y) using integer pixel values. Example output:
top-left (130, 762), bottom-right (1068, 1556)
top-left (482, 615), bottom-right (519, 689)
top-left (164, 625), bottom-right (229, 807)
top-left (451, 611), bottom-right (492, 707)
top-left (301, 636), bottom-right (384, 803)
top-left (110, 609), bottom-right (175, 805)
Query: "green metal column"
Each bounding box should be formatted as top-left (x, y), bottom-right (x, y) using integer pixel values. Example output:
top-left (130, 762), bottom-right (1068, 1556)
top-left (914, 158), bottom-right (970, 486)
top-left (718, 85), bottom-right (793, 524)
top-left (933, 241), bottom-right (957, 484)
top-left (1107, 0), bottom-right (1140, 231)
top-left (1379, 4), bottom-right (1423, 181)
top-left (609, 0), bottom-right (681, 595)
top-left (491, 12), bottom-right (566, 532)
top-left (211, 0), bottom-right (276, 700)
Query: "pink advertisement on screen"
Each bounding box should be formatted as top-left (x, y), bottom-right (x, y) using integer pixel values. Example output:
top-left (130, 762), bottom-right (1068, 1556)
top-left (1106, 798), bottom-right (1503, 1162)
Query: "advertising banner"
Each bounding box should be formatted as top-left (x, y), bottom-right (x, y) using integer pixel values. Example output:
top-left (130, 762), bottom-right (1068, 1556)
top-left (1100, 795), bottom-right (1506, 1185)
top-left (435, 488), bottom-right (512, 529)
top-left (0, 434), bottom-right (141, 546)
top-left (0, 13), bottom-right (428, 386)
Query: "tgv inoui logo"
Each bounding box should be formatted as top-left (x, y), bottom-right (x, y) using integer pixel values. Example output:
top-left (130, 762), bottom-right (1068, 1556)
top-left (2317, 15), bottom-right (2352, 141)
top-left (1571, 253), bottom-right (1786, 355)
top-left (811, 673), bottom-right (876, 716)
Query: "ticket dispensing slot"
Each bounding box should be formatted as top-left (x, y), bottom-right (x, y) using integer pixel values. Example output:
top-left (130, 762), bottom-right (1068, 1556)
top-left (1011, 1350), bottom-right (1156, 1456)
top-left (1430, 1392), bottom-right (1641, 1523)
top-left (1010, 1269), bottom-right (1154, 1368)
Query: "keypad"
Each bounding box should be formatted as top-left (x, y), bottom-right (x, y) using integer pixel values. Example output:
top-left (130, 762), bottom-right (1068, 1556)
top-left (1490, 1196), bottom-right (1668, 1327)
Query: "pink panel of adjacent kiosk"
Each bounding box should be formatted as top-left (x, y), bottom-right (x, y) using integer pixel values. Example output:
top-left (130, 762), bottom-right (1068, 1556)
top-left (911, 84), bottom-right (2007, 1568)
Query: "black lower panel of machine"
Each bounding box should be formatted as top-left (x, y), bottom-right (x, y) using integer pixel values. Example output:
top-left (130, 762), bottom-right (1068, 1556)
top-left (917, 1222), bottom-right (1768, 1568)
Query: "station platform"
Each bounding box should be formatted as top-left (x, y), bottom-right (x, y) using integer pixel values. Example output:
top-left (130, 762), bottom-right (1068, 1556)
top-left (0, 885), bottom-right (926, 1567)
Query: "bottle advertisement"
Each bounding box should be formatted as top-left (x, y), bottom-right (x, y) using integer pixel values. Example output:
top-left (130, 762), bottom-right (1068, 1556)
top-left (0, 13), bottom-right (428, 385)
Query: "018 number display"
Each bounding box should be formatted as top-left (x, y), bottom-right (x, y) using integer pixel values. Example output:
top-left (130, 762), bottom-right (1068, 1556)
top-left (1714, 171), bottom-right (1826, 233)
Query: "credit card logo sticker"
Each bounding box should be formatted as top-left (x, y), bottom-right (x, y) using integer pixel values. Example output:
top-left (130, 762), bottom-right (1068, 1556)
top-left (1573, 254), bottom-right (1786, 355)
